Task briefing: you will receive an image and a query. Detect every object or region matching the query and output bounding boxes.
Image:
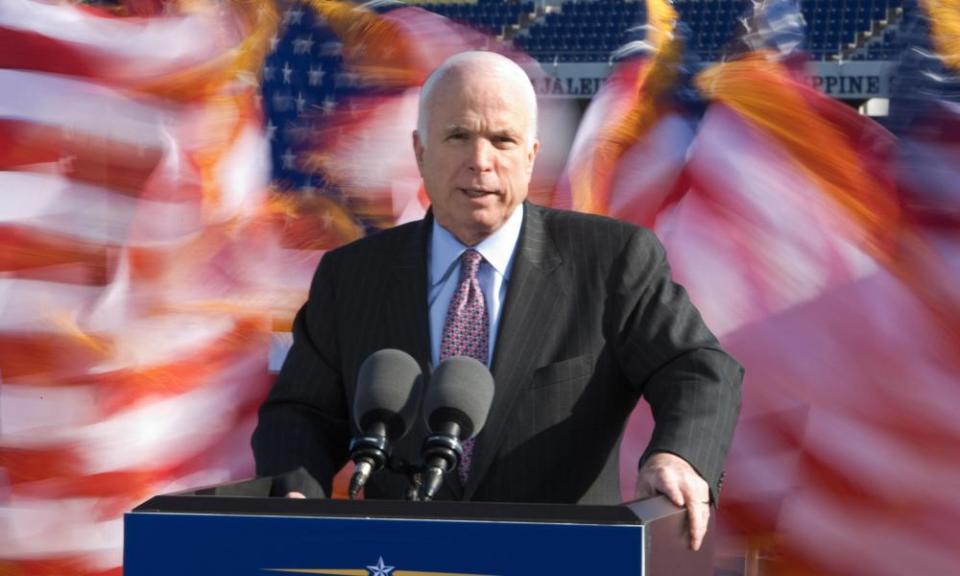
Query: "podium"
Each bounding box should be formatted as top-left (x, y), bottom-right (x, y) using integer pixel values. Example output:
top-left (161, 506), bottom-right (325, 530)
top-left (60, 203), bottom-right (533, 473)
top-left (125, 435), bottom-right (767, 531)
top-left (125, 478), bottom-right (712, 575)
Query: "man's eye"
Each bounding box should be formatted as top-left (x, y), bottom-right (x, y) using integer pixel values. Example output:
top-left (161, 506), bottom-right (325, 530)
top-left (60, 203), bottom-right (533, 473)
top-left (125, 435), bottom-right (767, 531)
top-left (447, 133), bottom-right (467, 141)
top-left (495, 136), bottom-right (517, 146)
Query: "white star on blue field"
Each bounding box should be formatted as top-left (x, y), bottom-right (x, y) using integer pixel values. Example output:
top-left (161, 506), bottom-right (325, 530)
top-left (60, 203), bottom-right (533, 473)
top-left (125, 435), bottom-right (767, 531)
top-left (366, 556), bottom-right (395, 576)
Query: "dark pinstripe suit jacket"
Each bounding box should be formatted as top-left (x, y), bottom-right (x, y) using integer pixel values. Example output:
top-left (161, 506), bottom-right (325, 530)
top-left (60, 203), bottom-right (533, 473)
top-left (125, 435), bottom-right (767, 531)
top-left (252, 203), bottom-right (742, 504)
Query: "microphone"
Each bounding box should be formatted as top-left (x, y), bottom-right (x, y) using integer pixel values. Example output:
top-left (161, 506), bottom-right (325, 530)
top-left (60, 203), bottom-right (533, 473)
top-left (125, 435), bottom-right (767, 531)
top-left (419, 356), bottom-right (495, 501)
top-left (348, 349), bottom-right (424, 499)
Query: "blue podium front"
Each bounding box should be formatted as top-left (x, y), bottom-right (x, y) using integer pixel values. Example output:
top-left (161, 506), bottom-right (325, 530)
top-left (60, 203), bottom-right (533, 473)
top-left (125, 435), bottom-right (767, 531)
top-left (125, 491), bottom-right (709, 575)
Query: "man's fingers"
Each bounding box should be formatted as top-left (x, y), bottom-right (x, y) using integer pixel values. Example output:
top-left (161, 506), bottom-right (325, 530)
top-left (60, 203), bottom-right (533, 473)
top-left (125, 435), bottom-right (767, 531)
top-left (686, 499), bottom-right (710, 551)
top-left (637, 457), bottom-right (685, 507)
top-left (634, 481), bottom-right (657, 500)
top-left (675, 477), bottom-right (709, 551)
top-left (654, 470), bottom-right (686, 508)
top-left (635, 453), bottom-right (712, 551)
top-left (286, 491), bottom-right (306, 499)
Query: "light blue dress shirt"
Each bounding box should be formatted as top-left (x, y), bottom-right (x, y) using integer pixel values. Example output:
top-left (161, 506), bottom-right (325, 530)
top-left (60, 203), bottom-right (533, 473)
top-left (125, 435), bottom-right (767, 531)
top-left (427, 204), bottom-right (524, 368)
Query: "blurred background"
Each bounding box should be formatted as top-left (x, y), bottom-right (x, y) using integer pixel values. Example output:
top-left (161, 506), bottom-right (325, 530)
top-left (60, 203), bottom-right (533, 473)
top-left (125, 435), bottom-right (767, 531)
top-left (1, 1), bottom-right (958, 574)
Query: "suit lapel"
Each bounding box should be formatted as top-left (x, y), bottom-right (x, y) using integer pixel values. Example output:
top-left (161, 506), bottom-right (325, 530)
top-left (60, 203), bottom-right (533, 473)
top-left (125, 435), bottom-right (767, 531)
top-left (464, 204), bottom-right (565, 499)
top-left (385, 217), bottom-right (432, 370)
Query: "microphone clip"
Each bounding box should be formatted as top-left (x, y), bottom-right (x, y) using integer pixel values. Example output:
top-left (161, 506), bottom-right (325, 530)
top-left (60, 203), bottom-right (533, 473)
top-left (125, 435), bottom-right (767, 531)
top-left (348, 434), bottom-right (390, 467)
top-left (418, 427), bottom-right (465, 501)
top-left (421, 432), bottom-right (464, 473)
top-left (347, 433), bottom-right (390, 499)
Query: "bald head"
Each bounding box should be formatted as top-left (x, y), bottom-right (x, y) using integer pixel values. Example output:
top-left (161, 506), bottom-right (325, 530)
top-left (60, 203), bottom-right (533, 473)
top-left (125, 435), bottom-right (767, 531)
top-left (416, 51), bottom-right (538, 149)
top-left (411, 51), bottom-right (541, 246)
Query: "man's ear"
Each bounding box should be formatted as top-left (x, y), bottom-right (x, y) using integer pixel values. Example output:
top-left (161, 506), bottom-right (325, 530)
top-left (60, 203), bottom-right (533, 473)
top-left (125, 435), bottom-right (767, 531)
top-left (412, 130), bottom-right (425, 170)
top-left (526, 137), bottom-right (540, 176)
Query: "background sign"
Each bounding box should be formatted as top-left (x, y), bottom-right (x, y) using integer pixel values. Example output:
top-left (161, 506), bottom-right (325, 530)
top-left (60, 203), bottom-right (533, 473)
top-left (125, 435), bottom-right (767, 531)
top-left (535, 61), bottom-right (896, 99)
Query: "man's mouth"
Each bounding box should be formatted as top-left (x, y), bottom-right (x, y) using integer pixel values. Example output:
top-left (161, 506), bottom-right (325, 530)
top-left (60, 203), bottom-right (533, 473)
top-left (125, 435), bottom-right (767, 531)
top-left (458, 187), bottom-right (498, 198)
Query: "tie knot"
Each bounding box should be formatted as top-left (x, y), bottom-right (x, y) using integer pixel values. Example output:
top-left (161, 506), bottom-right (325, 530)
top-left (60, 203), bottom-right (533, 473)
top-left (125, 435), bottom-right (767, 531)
top-left (460, 249), bottom-right (483, 278)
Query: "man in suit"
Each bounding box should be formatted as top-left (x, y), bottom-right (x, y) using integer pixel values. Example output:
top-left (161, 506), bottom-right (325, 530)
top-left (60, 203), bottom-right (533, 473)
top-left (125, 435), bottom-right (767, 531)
top-left (252, 51), bottom-right (742, 550)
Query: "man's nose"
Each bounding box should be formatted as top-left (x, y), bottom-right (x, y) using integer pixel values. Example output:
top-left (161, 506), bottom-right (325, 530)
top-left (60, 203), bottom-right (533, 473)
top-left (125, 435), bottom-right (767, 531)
top-left (467, 138), bottom-right (495, 173)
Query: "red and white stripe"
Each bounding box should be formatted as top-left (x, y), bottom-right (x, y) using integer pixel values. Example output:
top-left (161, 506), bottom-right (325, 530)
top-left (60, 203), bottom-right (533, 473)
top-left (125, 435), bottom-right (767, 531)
top-left (0, 2), bottom-right (280, 574)
top-left (0, 0), bottom-right (247, 82)
top-left (580, 44), bottom-right (960, 576)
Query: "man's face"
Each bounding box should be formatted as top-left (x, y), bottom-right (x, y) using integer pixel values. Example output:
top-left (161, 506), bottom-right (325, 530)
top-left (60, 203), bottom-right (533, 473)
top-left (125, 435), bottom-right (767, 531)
top-left (413, 69), bottom-right (539, 246)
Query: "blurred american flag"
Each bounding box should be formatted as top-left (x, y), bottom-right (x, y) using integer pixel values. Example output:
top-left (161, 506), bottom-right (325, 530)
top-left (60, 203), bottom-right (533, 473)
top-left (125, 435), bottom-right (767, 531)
top-left (4, 1), bottom-right (960, 576)
top-left (0, 1), bottom-right (286, 573)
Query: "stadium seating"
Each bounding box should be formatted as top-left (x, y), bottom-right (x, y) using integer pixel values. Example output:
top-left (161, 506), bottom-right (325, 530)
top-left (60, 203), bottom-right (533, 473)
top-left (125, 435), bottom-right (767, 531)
top-left (417, 0), bottom-right (912, 63)
top-left (417, 0), bottom-right (536, 36)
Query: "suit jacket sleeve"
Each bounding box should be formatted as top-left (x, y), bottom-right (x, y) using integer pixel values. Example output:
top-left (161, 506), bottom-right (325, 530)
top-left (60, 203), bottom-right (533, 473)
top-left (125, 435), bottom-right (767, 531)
top-left (611, 227), bottom-right (743, 502)
top-left (251, 250), bottom-right (350, 497)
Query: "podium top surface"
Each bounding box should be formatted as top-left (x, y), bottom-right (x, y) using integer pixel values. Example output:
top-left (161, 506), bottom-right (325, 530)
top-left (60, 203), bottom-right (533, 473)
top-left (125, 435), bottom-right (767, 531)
top-left (133, 494), bottom-right (646, 525)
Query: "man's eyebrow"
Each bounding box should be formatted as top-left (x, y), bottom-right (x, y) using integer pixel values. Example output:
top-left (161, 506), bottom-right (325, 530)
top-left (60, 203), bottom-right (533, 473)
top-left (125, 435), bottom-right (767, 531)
top-left (492, 128), bottom-right (521, 138)
top-left (441, 125), bottom-right (521, 139)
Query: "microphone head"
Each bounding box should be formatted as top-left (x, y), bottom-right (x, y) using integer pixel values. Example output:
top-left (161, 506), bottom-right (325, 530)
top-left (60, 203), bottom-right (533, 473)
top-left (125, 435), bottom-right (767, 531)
top-left (423, 356), bottom-right (495, 439)
top-left (354, 349), bottom-right (424, 440)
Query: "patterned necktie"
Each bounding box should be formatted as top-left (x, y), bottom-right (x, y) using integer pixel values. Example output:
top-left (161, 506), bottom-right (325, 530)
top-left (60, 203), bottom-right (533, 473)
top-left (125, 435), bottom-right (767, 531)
top-left (439, 248), bottom-right (488, 483)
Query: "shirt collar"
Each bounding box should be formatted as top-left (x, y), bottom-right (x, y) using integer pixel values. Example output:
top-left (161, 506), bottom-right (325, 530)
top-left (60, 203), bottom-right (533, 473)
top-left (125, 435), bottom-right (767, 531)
top-left (430, 203), bottom-right (524, 287)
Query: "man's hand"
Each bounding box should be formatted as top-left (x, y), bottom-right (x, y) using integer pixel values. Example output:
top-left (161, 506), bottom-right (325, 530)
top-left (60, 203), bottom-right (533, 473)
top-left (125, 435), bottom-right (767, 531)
top-left (634, 452), bottom-right (711, 551)
top-left (286, 491), bottom-right (306, 498)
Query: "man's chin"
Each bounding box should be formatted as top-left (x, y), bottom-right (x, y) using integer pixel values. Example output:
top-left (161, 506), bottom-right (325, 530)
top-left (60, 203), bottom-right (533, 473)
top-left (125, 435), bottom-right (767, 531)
top-left (444, 216), bottom-right (503, 246)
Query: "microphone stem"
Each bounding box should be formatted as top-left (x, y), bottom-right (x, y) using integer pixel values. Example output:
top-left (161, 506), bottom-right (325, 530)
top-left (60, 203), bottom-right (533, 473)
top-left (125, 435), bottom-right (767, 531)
top-left (347, 422), bottom-right (390, 499)
top-left (349, 459), bottom-right (374, 499)
top-left (420, 465), bottom-right (445, 501)
top-left (418, 421), bottom-right (464, 501)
